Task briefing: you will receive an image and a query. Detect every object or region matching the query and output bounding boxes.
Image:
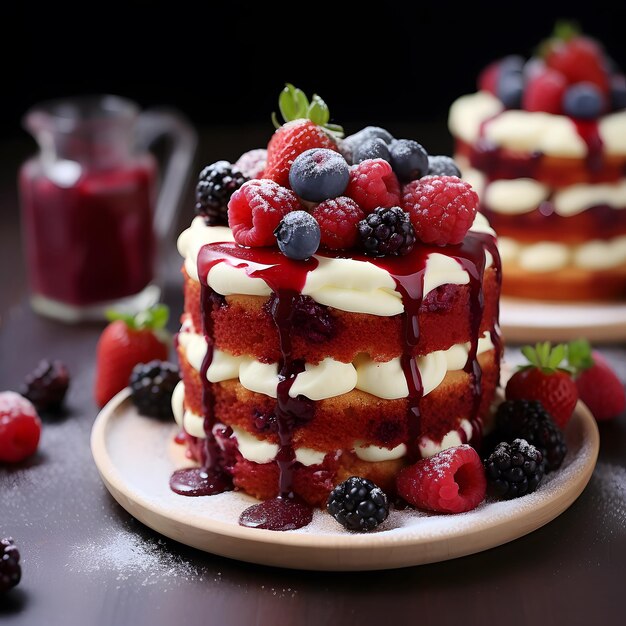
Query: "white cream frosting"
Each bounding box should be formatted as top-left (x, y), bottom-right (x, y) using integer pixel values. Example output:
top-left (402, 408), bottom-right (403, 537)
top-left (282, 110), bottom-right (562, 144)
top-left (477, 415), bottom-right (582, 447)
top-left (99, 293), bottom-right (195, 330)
top-left (353, 441), bottom-right (408, 462)
top-left (177, 214), bottom-right (497, 318)
top-left (178, 329), bottom-right (495, 402)
top-left (498, 235), bottom-right (626, 271)
top-left (449, 91), bottom-right (626, 157)
top-left (171, 380), bottom-right (185, 428)
top-left (465, 169), bottom-right (626, 216)
top-left (418, 419), bottom-right (473, 458)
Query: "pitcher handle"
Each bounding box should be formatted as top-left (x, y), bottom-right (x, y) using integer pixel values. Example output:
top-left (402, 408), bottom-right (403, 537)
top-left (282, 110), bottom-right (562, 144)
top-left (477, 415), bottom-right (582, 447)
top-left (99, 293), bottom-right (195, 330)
top-left (135, 109), bottom-right (197, 243)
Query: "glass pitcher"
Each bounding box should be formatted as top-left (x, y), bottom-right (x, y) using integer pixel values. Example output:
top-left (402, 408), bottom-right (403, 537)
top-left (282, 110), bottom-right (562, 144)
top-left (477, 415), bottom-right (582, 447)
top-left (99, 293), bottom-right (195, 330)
top-left (19, 95), bottom-right (196, 322)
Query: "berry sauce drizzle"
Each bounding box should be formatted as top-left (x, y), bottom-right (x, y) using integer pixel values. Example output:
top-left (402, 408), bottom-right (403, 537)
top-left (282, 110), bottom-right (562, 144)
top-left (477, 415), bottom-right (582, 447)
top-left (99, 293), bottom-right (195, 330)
top-left (571, 119), bottom-right (604, 173)
top-left (169, 284), bottom-right (233, 496)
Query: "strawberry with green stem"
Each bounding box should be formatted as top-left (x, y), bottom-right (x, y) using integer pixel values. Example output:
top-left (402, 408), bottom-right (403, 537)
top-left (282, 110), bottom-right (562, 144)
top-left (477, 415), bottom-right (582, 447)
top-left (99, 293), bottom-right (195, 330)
top-left (505, 342), bottom-right (578, 429)
top-left (94, 305), bottom-right (170, 407)
top-left (264, 84), bottom-right (343, 188)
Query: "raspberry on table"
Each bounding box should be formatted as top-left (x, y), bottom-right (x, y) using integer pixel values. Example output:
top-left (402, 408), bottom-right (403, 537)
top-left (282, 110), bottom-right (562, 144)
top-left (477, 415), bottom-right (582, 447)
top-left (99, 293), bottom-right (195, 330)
top-left (396, 444), bottom-right (487, 514)
top-left (228, 179), bottom-right (301, 247)
top-left (0, 538), bottom-right (21, 593)
top-left (235, 149), bottom-right (267, 179)
top-left (129, 361), bottom-right (180, 420)
top-left (345, 158), bottom-right (401, 213)
top-left (195, 161), bottom-right (248, 226)
top-left (20, 359), bottom-right (70, 413)
top-left (494, 399), bottom-right (567, 473)
top-left (327, 476), bottom-right (389, 531)
top-left (0, 391), bottom-right (42, 463)
top-left (402, 175), bottom-right (478, 246)
top-left (485, 439), bottom-right (544, 500)
top-left (310, 196), bottom-right (364, 250)
top-left (358, 206), bottom-right (416, 256)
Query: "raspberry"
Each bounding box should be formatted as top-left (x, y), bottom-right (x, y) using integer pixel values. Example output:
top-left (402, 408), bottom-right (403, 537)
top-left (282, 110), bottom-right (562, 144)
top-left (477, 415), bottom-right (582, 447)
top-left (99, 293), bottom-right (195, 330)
top-left (310, 197), bottom-right (364, 250)
top-left (522, 68), bottom-right (567, 114)
top-left (402, 175), bottom-right (478, 246)
top-left (345, 159), bottom-right (401, 213)
top-left (20, 359), bottom-right (70, 413)
top-left (227, 179), bottom-right (301, 247)
top-left (327, 476), bottom-right (389, 531)
top-left (195, 161), bottom-right (248, 226)
top-left (358, 206), bottom-right (416, 256)
top-left (494, 400), bottom-right (567, 473)
top-left (129, 360), bottom-right (180, 420)
top-left (0, 538), bottom-right (21, 593)
top-left (484, 439), bottom-right (544, 500)
top-left (397, 444), bottom-right (486, 514)
top-left (235, 149), bottom-right (267, 179)
top-left (478, 60), bottom-right (500, 95)
top-left (0, 391), bottom-right (42, 463)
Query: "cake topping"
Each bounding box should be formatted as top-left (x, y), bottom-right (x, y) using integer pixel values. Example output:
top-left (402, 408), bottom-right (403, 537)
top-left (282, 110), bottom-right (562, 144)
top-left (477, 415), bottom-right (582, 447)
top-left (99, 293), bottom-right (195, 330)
top-left (484, 438), bottom-right (545, 500)
top-left (195, 161), bottom-right (248, 226)
top-left (288, 148), bottom-right (349, 202)
top-left (353, 136), bottom-right (392, 164)
top-left (234, 148), bottom-right (267, 179)
top-left (20, 359), bottom-right (70, 413)
top-left (129, 360), bottom-right (180, 420)
top-left (345, 158), bottom-right (401, 212)
top-left (326, 476), bottom-right (389, 532)
top-left (0, 391), bottom-right (41, 464)
top-left (402, 175), bottom-right (479, 246)
top-left (309, 197), bottom-right (364, 250)
top-left (341, 125), bottom-right (394, 164)
top-left (357, 206), bottom-right (416, 257)
top-left (274, 210), bottom-right (321, 260)
top-left (563, 82), bottom-right (606, 119)
top-left (389, 138), bottom-right (429, 182)
top-left (427, 155), bottom-right (462, 177)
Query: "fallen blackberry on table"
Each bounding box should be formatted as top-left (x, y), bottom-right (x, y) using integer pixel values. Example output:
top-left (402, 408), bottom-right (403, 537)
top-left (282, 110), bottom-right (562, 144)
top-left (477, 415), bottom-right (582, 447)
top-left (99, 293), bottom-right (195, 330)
top-left (129, 360), bottom-right (180, 419)
top-left (0, 538), bottom-right (21, 593)
top-left (495, 399), bottom-right (567, 472)
top-left (21, 359), bottom-right (70, 412)
top-left (485, 438), bottom-right (544, 499)
top-left (327, 476), bottom-right (389, 531)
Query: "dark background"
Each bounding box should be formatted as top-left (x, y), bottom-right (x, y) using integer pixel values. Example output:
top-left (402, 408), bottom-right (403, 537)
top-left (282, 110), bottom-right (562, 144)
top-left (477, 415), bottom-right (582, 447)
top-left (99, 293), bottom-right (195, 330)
top-left (5, 3), bottom-right (625, 143)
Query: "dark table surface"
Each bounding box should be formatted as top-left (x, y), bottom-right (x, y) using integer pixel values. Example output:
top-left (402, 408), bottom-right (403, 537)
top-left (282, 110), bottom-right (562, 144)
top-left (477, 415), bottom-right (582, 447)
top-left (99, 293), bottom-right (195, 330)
top-left (1, 128), bottom-right (626, 626)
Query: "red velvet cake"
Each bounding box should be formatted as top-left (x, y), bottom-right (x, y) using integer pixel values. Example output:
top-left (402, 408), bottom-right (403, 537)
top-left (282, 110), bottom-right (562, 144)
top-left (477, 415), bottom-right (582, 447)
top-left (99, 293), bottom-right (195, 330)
top-left (449, 26), bottom-right (626, 301)
top-left (170, 86), bottom-right (502, 529)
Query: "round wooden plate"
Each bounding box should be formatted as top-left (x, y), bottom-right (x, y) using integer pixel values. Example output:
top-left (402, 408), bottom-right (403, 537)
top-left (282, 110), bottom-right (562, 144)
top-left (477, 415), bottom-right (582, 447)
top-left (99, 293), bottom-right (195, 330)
top-left (91, 390), bottom-right (599, 571)
top-left (500, 296), bottom-right (626, 344)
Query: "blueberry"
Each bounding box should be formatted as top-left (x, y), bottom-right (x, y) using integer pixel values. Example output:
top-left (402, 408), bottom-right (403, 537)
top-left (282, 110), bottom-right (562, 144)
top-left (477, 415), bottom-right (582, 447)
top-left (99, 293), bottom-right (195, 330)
top-left (497, 71), bottom-right (524, 109)
top-left (341, 126), bottom-right (394, 164)
top-left (289, 148), bottom-right (349, 202)
top-left (389, 139), bottom-right (429, 182)
top-left (610, 76), bottom-right (626, 111)
top-left (563, 83), bottom-right (606, 119)
top-left (427, 155), bottom-right (461, 177)
top-left (353, 138), bottom-right (391, 164)
top-left (274, 211), bottom-right (321, 260)
top-left (499, 54), bottom-right (524, 76)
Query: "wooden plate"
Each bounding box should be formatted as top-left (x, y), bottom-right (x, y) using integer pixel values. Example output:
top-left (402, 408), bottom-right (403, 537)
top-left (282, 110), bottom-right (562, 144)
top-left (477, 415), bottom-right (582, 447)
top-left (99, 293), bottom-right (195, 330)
top-left (500, 296), bottom-right (626, 344)
top-left (91, 390), bottom-right (599, 571)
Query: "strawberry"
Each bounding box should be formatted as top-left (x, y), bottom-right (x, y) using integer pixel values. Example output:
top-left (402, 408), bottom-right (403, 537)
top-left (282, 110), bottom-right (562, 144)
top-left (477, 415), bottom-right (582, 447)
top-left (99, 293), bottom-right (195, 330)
top-left (522, 67), bottom-right (568, 114)
top-left (542, 23), bottom-right (609, 93)
top-left (264, 83), bottom-right (342, 188)
top-left (94, 305), bottom-right (169, 407)
top-left (568, 340), bottom-right (626, 421)
top-left (505, 342), bottom-right (578, 429)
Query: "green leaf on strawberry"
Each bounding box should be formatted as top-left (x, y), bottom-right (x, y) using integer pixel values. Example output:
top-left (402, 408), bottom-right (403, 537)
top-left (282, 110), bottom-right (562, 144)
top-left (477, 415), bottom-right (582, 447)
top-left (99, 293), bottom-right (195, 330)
top-left (519, 341), bottom-right (568, 374)
top-left (106, 304), bottom-right (169, 331)
top-left (566, 338), bottom-right (594, 374)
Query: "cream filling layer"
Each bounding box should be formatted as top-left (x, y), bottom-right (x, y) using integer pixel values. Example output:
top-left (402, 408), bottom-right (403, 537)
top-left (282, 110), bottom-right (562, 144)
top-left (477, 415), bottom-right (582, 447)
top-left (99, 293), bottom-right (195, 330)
top-left (177, 215), bottom-right (496, 318)
top-left (418, 419), bottom-right (473, 458)
top-left (498, 235), bottom-right (626, 271)
top-left (449, 91), bottom-right (626, 157)
top-left (177, 330), bottom-right (495, 401)
top-left (466, 169), bottom-right (626, 216)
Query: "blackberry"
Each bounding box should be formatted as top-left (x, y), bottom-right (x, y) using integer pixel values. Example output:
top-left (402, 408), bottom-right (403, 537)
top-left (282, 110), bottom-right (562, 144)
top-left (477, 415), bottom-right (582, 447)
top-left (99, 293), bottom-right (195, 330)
top-left (327, 476), bottom-right (389, 531)
top-left (485, 439), bottom-right (544, 499)
top-left (358, 206), bottom-right (416, 256)
top-left (20, 359), bottom-right (69, 412)
top-left (0, 538), bottom-right (21, 593)
top-left (195, 160), bottom-right (248, 225)
top-left (129, 360), bottom-right (180, 419)
top-left (495, 400), bottom-right (567, 472)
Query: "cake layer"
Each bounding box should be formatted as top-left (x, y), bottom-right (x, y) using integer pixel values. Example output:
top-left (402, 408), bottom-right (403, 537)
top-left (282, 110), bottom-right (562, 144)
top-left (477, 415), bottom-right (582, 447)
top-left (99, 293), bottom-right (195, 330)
top-left (450, 91), bottom-right (626, 159)
top-left (176, 344), bottom-right (498, 449)
top-left (182, 270), bottom-right (500, 363)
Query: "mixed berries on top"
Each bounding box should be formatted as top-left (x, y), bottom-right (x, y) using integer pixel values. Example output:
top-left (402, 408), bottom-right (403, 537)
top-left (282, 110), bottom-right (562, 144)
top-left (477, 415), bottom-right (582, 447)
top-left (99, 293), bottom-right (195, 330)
top-left (196, 84), bottom-right (474, 261)
top-left (478, 22), bottom-right (626, 118)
